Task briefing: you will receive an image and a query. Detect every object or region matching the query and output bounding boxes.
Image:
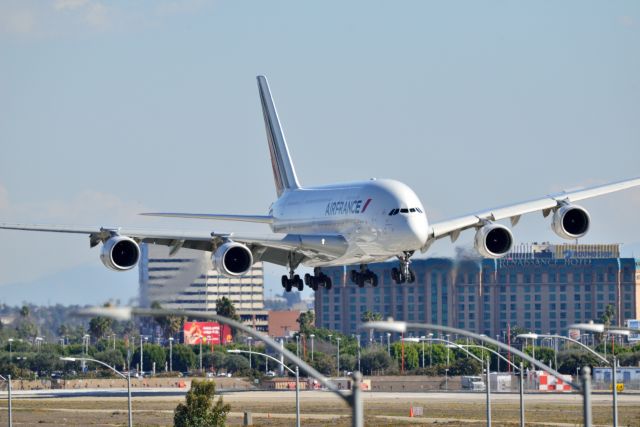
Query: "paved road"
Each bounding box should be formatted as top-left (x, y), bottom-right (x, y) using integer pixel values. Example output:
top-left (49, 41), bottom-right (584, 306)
top-left (4, 388), bottom-right (639, 404)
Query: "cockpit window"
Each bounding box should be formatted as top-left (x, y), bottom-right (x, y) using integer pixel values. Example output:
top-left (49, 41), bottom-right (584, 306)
top-left (390, 207), bottom-right (423, 215)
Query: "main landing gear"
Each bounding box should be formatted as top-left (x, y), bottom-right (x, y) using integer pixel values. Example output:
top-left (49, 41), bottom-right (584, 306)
top-left (392, 252), bottom-right (416, 284)
top-left (282, 262), bottom-right (332, 292)
top-left (305, 268), bottom-right (332, 291)
top-left (350, 264), bottom-right (379, 288)
top-left (282, 269), bottom-right (303, 292)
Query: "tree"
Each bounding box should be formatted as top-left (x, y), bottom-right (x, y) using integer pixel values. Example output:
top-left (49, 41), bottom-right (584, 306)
top-left (223, 354), bottom-right (250, 374)
top-left (215, 297), bottom-right (239, 321)
top-left (151, 301), bottom-right (185, 339)
top-left (172, 344), bottom-right (196, 373)
top-left (361, 311), bottom-right (382, 343)
top-left (204, 352), bottom-right (226, 373)
top-left (310, 351), bottom-right (336, 376)
top-left (174, 380), bottom-right (230, 427)
top-left (88, 316), bottom-right (113, 340)
top-left (448, 357), bottom-right (481, 376)
top-left (297, 311), bottom-right (315, 334)
top-left (360, 349), bottom-right (392, 375)
top-left (20, 305), bottom-right (30, 319)
top-left (94, 349), bottom-right (126, 372)
top-left (132, 344), bottom-right (166, 373)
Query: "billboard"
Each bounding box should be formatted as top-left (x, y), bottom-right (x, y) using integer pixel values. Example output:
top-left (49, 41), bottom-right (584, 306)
top-left (627, 320), bottom-right (640, 343)
top-left (183, 321), bottom-right (232, 345)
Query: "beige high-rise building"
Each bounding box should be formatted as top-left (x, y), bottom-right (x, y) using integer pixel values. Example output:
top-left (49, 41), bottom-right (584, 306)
top-left (139, 243), bottom-right (268, 331)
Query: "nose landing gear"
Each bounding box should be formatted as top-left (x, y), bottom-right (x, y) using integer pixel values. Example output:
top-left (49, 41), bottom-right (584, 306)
top-left (392, 252), bottom-right (416, 284)
top-left (350, 264), bottom-right (379, 288)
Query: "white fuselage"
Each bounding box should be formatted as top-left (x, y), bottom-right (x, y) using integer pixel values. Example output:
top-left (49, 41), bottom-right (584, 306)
top-left (269, 178), bottom-right (429, 267)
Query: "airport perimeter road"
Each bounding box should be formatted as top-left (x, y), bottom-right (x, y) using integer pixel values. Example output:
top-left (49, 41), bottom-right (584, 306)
top-left (2, 390), bottom-right (640, 426)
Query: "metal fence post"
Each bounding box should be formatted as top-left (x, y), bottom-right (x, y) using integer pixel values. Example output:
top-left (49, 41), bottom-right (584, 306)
top-left (351, 372), bottom-right (363, 427)
top-left (612, 356), bottom-right (618, 427)
top-left (295, 365), bottom-right (300, 427)
top-left (7, 374), bottom-right (12, 427)
top-left (485, 357), bottom-right (491, 427)
top-left (581, 366), bottom-right (592, 427)
top-left (519, 362), bottom-right (524, 427)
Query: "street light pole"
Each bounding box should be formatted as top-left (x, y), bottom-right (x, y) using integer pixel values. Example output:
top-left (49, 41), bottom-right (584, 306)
top-left (519, 362), bottom-right (525, 427)
top-left (386, 332), bottom-right (391, 357)
top-left (421, 337), bottom-right (425, 369)
top-left (486, 356), bottom-right (491, 427)
top-left (169, 337), bottom-right (174, 372)
top-left (8, 339), bottom-right (13, 363)
top-left (140, 335), bottom-right (144, 375)
top-left (0, 374), bottom-right (12, 427)
top-left (60, 357), bottom-right (132, 427)
top-left (78, 306), bottom-right (364, 427)
top-left (336, 337), bottom-right (341, 376)
top-left (310, 334), bottom-right (315, 362)
top-left (228, 349), bottom-right (301, 427)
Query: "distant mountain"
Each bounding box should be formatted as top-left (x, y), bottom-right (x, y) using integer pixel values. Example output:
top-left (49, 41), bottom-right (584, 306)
top-left (0, 263), bottom-right (138, 306)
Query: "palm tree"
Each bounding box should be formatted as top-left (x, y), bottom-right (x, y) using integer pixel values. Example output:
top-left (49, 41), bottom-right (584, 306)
top-left (215, 297), bottom-right (239, 321)
top-left (361, 310), bottom-right (382, 343)
top-left (297, 310), bottom-right (315, 334)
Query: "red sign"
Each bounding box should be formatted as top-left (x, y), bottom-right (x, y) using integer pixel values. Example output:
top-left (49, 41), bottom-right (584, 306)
top-left (183, 322), bottom-right (232, 345)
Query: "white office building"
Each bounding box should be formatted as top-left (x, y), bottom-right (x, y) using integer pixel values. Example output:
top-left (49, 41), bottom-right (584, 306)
top-left (139, 244), bottom-right (266, 326)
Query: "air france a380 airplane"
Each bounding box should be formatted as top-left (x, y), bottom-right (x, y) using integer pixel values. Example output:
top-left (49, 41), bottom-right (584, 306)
top-left (2, 76), bottom-right (640, 292)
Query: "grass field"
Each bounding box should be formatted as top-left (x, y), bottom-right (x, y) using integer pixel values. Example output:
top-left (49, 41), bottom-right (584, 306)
top-left (1, 390), bottom-right (639, 426)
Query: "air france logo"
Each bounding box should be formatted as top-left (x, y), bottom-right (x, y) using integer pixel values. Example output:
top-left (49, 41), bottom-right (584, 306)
top-left (325, 198), bottom-right (372, 216)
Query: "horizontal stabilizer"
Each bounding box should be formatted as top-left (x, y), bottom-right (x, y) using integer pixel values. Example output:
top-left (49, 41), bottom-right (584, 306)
top-left (140, 212), bottom-right (274, 224)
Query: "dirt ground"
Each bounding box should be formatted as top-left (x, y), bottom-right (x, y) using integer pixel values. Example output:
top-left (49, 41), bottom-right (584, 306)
top-left (1, 390), bottom-right (639, 426)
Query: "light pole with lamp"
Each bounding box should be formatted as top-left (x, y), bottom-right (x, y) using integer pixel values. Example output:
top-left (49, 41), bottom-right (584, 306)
top-left (0, 374), bottom-right (12, 427)
top-left (386, 332), bottom-right (391, 357)
top-left (60, 357), bottom-right (132, 427)
top-left (168, 337), bottom-right (174, 372)
top-left (77, 306), bottom-right (365, 427)
top-left (570, 323), bottom-right (640, 427)
top-left (420, 336), bottom-right (425, 369)
top-left (364, 321), bottom-right (584, 427)
top-left (428, 333), bottom-right (433, 367)
top-left (517, 332), bottom-right (537, 363)
top-left (336, 337), bottom-right (341, 375)
top-left (309, 334), bottom-right (315, 362)
top-left (229, 349), bottom-right (301, 427)
top-left (247, 336), bottom-right (253, 370)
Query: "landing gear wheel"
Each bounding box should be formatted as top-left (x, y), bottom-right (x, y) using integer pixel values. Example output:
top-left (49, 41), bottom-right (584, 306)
top-left (294, 274), bottom-right (303, 291)
top-left (281, 275), bottom-right (288, 287)
top-left (371, 274), bottom-right (379, 287)
top-left (350, 270), bottom-right (358, 283)
top-left (407, 268), bottom-right (416, 284)
top-left (323, 275), bottom-right (332, 289)
top-left (392, 268), bottom-right (400, 284)
top-left (304, 273), bottom-right (312, 286)
top-left (285, 282), bottom-right (292, 292)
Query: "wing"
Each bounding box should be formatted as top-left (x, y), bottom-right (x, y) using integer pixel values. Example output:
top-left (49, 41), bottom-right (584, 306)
top-left (426, 176), bottom-right (640, 246)
top-left (0, 223), bottom-right (347, 267)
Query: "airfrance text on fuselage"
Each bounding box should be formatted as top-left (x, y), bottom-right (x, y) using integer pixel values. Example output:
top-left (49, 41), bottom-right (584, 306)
top-left (325, 198), bottom-right (372, 216)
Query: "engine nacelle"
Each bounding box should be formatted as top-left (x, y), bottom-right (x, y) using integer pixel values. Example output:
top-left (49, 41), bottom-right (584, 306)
top-left (474, 223), bottom-right (514, 258)
top-left (552, 204), bottom-right (590, 239)
top-left (100, 236), bottom-right (140, 271)
top-left (213, 242), bottom-right (253, 277)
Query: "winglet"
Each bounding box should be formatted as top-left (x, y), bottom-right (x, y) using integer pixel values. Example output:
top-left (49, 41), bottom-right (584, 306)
top-left (257, 75), bottom-right (301, 197)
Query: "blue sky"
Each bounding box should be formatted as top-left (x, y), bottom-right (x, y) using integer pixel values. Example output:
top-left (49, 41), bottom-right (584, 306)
top-left (1, 1), bottom-right (639, 305)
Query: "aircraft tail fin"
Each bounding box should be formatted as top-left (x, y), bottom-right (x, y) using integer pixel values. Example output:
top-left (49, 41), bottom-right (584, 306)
top-left (257, 75), bottom-right (301, 197)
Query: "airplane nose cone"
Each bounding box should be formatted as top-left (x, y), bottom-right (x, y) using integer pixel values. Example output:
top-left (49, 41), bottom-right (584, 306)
top-left (406, 215), bottom-right (429, 249)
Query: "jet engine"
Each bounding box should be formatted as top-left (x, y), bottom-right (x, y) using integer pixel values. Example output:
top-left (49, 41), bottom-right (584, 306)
top-left (213, 242), bottom-right (253, 277)
top-left (100, 236), bottom-right (140, 271)
top-left (552, 204), bottom-right (590, 239)
top-left (474, 223), bottom-right (514, 258)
